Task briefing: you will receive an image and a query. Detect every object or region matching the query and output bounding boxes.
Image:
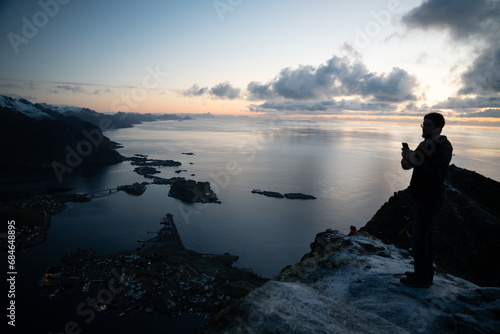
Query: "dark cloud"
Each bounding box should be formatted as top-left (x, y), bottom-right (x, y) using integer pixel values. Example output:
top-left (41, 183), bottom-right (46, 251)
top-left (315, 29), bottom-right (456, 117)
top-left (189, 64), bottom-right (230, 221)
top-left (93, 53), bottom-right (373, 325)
top-left (56, 85), bottom-right (86, 94)
top-left (403, 0), bottom-right (500, 40)
top-left (93, 88), bottom-right (112, 95)
top-left (458, 108), bottom-right (500, 118)
top-left (247, 81), bottom-right (275, 101)
top-left (272, 65), bottom-right (332, 100)
top-left (433, 96), bottom-right (500, 109)
top-left (183, 83), bottom-right (208, 97)
top-left (0, 81), bottom-right (36, 90)
top-left (404, 0), bottom-right (500, 115)
top-left (459, 47), bottom-right (500, 95)
top-left (360, 68), bottom-right (418, 102)
top-left (401, 102), bottom-right (436, 114)
top-left (247, 56), bottom-right (418, 103)
top-left (249, 99), bottom-right (395, 115)
top-left (209, 81), bottom-right (240, 99)
top-left (0, 83), bottom-right (22, 89)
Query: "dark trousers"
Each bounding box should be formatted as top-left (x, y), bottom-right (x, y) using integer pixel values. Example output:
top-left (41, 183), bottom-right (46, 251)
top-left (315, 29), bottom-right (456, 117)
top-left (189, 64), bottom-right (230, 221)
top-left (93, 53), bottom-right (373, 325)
top-left (412, 198), bottom-right (444, 282)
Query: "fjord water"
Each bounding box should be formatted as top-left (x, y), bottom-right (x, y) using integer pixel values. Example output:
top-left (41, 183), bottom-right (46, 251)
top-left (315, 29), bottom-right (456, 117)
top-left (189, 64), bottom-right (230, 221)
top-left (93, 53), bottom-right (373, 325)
top-left (48, 116), bottom-right (500, 277)
top-left (13, 116), bottom-right (500, 333)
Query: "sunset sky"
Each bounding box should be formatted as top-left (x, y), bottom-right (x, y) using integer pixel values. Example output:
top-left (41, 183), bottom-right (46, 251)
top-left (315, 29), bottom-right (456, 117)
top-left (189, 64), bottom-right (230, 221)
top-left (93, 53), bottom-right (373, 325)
top-left (0, 0), bottom-right (499, 118)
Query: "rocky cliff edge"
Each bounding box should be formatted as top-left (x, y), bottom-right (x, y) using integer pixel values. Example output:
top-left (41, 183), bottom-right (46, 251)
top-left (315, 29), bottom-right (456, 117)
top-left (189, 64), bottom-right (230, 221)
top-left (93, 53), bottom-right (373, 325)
top-left (199, 165), bottom-right (500, 334)
top-left (204, 231), bottom-right (499, 333)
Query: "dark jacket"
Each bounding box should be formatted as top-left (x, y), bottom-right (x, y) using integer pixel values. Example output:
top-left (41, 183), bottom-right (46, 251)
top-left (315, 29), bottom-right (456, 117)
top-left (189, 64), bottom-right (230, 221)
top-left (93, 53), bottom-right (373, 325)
top-left (409, 136), bottom-right (453, 201)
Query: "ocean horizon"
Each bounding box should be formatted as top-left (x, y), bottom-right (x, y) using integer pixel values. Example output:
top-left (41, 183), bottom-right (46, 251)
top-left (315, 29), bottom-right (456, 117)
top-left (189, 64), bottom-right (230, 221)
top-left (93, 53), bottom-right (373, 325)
top-left (35, 116), bottom-right (500, 276)
top-left (7, 115), bottom-right (500, 334)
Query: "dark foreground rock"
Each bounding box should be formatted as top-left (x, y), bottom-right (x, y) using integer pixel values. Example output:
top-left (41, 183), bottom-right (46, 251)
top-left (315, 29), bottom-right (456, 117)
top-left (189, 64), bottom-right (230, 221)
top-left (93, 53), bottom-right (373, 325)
top-left (361, 164), bottom-right (500, 287)
top-left (169, 179), bottom-right (220, 203)
top-left (202, 231), bottom-right (500, 334)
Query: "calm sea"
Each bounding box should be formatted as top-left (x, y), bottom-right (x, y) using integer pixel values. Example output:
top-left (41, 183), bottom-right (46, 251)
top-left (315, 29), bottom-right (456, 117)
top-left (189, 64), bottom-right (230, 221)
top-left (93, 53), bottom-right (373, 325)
top-left (11, 116), bottom-right (500, 333)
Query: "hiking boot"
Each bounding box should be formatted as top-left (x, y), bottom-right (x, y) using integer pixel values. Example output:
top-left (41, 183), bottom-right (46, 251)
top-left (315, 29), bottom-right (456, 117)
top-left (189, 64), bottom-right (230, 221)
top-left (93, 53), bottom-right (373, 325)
top-left (400, 276), bottom-right (431, 288)
top-left (405, 271), bottom-right (433, 284)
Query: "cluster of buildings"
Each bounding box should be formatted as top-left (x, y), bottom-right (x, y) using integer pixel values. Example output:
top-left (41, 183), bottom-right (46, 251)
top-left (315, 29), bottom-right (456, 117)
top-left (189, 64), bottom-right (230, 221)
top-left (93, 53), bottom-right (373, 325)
top-left (37, 213), bottom-right (267, 319)
top-left (1, 193), bottom-right (87, 250)
top-left (42, 250), bottom-right (244, 317)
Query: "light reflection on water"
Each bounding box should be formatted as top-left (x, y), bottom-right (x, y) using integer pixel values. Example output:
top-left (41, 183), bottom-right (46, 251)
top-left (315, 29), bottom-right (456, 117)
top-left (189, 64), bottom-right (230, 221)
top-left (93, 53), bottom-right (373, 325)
top-left (47, 117), bottom-right (500, 277)
top-left (13, 116), bottom-right (500, 333)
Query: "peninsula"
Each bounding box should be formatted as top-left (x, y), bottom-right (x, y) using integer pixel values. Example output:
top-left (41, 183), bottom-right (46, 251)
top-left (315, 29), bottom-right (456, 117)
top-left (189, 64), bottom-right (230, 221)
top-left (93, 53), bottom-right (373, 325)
top-left (40, 214), bottom-right (268, 318)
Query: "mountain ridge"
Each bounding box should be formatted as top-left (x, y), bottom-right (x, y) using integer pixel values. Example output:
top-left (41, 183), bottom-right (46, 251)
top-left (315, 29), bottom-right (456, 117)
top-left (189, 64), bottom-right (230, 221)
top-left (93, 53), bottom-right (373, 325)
top-left (0, 95), bottom-right (124, 174)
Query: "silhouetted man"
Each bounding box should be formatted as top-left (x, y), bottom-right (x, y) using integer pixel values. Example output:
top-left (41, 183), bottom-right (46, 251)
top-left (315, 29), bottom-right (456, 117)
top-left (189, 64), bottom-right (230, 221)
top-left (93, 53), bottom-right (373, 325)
top-left (400, 112), bottom-right (453, 288)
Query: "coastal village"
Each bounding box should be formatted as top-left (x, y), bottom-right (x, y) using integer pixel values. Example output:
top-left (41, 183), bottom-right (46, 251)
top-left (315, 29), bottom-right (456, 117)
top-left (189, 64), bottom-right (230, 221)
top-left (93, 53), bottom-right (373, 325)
top-left (0, 193), bottom-right (90, 250)
top-left (0, 176), bottom-right (267, 319)
top-left (39, 213), bottom-right (268, 317)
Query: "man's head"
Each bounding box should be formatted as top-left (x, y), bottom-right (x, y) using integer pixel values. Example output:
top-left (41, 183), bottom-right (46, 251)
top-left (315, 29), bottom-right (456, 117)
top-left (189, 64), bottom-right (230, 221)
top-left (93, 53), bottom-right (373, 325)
top-left (422, 112), bottom-right (445, 139)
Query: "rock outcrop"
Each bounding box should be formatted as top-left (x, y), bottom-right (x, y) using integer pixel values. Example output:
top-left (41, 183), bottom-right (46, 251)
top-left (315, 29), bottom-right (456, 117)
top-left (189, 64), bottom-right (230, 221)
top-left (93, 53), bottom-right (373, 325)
top-left (284, 192), bottom-right (317, 200)
top-left (361, 164), bottom-right (500, 287)
top-left (168, 179), bottom-right (220, 203)
top-left (251, 189), bottom-right (284, 198)
top-left (0, 96), bottom-right (124, 172)
top-left (200, 165), bottom-right (500, 334)
top-left (117, 182), bottom-right (148, 195)
top-left (251, 189), bottom-right (316, 199)
top-left (204, 231), bottom-right (500, 334)
top-left (128, 155), bottom-right (181, 167)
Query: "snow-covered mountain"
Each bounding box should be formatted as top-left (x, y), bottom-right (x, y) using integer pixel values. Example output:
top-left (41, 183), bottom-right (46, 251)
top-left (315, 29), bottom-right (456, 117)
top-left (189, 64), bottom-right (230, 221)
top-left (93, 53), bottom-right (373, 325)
top-left (0, 95), bottom-right (55, 120)
top-left (0, 95), bottom-right (199, 129)
top-left (0, 95), bottom-right (124, 173)
top-left (0, 95), bottom-right (159, 129)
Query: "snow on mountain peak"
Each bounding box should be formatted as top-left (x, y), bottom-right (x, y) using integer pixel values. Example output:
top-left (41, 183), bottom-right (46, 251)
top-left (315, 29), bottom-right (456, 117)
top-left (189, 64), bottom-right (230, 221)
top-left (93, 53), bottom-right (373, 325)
top-left (0, 95), bottom-right (55, 120)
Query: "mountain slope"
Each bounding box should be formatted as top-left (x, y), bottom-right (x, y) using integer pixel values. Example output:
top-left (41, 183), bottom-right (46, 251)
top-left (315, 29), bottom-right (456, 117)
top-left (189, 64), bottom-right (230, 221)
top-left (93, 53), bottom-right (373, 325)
top-left (0, 96), bottom-right (124, 174)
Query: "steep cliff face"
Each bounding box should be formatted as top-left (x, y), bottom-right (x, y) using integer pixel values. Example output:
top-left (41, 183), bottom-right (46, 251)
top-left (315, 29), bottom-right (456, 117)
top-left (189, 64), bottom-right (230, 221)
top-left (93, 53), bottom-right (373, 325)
top-left (361, 165), bottom-right (500, 287)
top-left (0, 97), bottom-right (124, 172)
top-left (205, 231), bottom-right (500, 334)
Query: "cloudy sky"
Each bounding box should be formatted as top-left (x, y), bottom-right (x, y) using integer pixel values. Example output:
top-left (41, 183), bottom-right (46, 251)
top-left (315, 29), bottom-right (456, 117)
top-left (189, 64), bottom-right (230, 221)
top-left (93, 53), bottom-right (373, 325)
top-left (0, 0), bottom-right (499, 118)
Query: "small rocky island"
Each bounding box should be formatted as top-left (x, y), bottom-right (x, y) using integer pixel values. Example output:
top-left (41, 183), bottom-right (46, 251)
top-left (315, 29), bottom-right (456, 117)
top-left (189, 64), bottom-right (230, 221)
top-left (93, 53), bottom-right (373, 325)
top-left (251, 189), bottom-right (316, 200)
top-left (126, 154), bottom-right (182, 167)
top-left (117, 182), bottom-right (149, 196)
top-left (169, 179), bottom-right (220, 204)
top-left (126, 154), bottom-right (220, 204)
